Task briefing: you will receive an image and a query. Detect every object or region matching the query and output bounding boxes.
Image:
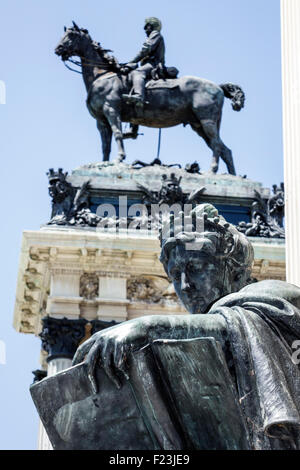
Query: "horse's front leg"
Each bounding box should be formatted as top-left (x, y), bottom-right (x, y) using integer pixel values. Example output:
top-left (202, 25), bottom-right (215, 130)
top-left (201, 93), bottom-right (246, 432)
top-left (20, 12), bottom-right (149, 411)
top-left (103, 102), bottom-right (126, 162)
top-left (97, 118), bottom-right (112, 162)
top-left (210, 155), bottom-right (220, 174)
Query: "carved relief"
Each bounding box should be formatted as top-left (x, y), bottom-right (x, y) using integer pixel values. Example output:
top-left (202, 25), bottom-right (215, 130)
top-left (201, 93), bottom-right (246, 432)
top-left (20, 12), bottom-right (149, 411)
top-left (47, 169), bottom-right (101, 227)
top-left (80, 273), bottom-right (99, 300)
top-left (127, 276), bottom-right (179, 305)
top-left (127, 277), bottom-right (160, 303)
top-left (237, 183), bottom-right (285, 239)
top-left (137, 172), bottom-right (206, 206)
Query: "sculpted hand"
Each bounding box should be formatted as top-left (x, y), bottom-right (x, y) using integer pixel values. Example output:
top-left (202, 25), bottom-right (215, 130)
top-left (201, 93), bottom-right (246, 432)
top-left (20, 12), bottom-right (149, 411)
top-left (120, 62), bottom-right (138, 74)
top-left (72, 320), bottom-right (149, 393)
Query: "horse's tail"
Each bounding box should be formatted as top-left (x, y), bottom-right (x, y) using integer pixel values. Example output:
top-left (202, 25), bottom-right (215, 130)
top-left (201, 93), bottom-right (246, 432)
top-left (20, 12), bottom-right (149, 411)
top-left (219, 83), bottom-right (245, 112)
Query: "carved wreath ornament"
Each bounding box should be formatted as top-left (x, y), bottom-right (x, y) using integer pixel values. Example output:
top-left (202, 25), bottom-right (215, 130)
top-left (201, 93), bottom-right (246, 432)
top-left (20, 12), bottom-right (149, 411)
top-left (80, 273), bottom-right (99, 300)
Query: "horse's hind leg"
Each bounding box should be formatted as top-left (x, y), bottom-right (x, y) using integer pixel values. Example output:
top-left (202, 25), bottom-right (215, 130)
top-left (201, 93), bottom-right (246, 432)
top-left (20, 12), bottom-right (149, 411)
top-left (191, 119), bottom-right (221, 173)
top-left (198, 119), bottom-right (236, 175)
top-left (220, 143), bottom-right (236, 175)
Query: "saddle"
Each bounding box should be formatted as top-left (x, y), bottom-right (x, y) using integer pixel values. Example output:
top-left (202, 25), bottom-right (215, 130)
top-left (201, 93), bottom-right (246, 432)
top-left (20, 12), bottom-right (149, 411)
top-left (145, 78), bottom-right (179, 90)
top-left (123, 64), bottom-right (179, 92)
top-left (122, 65), bottom-right (179, 109)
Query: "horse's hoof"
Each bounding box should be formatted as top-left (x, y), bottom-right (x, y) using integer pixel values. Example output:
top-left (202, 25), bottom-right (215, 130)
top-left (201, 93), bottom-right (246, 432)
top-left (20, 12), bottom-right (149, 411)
top-left (210, 166), bottom-right (218, 174)
top-left (112, 155), bottom-right (126, 164)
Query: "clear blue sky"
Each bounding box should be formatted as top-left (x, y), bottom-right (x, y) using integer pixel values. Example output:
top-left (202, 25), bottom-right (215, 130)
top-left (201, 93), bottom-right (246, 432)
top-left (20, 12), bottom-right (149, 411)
top-left (0, 0), bottom-right (282, 449)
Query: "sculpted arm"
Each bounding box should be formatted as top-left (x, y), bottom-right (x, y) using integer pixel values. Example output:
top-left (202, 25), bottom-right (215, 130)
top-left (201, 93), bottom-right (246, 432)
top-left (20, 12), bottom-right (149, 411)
top-left (72, 313), bottom-right (228, 392)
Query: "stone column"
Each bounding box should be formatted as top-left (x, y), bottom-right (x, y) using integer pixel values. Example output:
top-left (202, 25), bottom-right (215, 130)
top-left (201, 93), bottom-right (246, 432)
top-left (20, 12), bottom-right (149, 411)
top-left (281, 0), bottom-right (300, 286)
top-left (37, 317), bottom-right (87, 450)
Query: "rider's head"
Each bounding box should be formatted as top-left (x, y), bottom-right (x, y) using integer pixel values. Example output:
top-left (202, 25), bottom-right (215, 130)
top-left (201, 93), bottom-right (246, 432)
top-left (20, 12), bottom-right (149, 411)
top-left (144, 17), bottom-right (162, 36)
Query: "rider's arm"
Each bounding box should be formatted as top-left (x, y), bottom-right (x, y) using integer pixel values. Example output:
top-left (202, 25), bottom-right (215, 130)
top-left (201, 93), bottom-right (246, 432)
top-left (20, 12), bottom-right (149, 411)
top-left (132, 30), bottom-right (161, 63)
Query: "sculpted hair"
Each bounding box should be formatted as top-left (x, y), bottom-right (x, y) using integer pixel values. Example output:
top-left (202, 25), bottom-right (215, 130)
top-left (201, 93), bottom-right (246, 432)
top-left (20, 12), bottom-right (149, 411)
top-left (160, 204), bottom-right (254, 291)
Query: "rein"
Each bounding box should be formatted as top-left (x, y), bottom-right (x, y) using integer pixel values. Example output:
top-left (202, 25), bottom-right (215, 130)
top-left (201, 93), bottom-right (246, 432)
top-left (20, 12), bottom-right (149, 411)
top-left (64, 59), bottom-right (83, 74)
top-left (64, 57), bottom-right (117, 77)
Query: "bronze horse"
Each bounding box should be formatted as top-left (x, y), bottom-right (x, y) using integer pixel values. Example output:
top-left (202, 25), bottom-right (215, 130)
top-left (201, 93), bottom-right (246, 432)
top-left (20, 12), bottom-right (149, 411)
top-left (55, 23), bottom-right (245, 174)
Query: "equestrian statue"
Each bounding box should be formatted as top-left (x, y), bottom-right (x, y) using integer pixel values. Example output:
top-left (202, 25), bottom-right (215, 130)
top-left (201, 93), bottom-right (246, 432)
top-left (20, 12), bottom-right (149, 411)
top-left (55, 19), bottom-right (245, 175)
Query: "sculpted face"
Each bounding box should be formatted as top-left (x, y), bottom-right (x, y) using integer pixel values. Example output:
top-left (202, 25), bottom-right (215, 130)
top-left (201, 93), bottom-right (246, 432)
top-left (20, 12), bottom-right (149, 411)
top-left (167, 244), bottom-right (225, 314)
top-left (144, 24), bottom-right (153, 37)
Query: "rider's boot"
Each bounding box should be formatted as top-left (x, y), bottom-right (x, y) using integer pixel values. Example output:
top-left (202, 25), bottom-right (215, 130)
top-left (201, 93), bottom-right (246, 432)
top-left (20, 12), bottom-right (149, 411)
top-left (123, 71), bottom-right (148, 114)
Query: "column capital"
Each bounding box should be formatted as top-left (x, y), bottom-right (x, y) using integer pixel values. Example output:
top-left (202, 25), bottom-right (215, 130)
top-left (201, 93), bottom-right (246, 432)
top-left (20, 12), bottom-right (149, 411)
top-left (40, 316), bottom-right (87, 361)
top-left (39, 317), bottom-right (122, 362)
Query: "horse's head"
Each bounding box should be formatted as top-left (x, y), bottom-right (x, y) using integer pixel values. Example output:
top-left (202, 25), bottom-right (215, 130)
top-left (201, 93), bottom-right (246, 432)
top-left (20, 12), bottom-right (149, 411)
top-left (55, 21), bottom-right (91, 61)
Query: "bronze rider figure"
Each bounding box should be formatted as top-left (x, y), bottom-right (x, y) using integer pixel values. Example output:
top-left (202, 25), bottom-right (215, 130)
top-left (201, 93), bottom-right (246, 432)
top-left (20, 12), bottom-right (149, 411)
top-left (122, 17), bottom-right (165, 110)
